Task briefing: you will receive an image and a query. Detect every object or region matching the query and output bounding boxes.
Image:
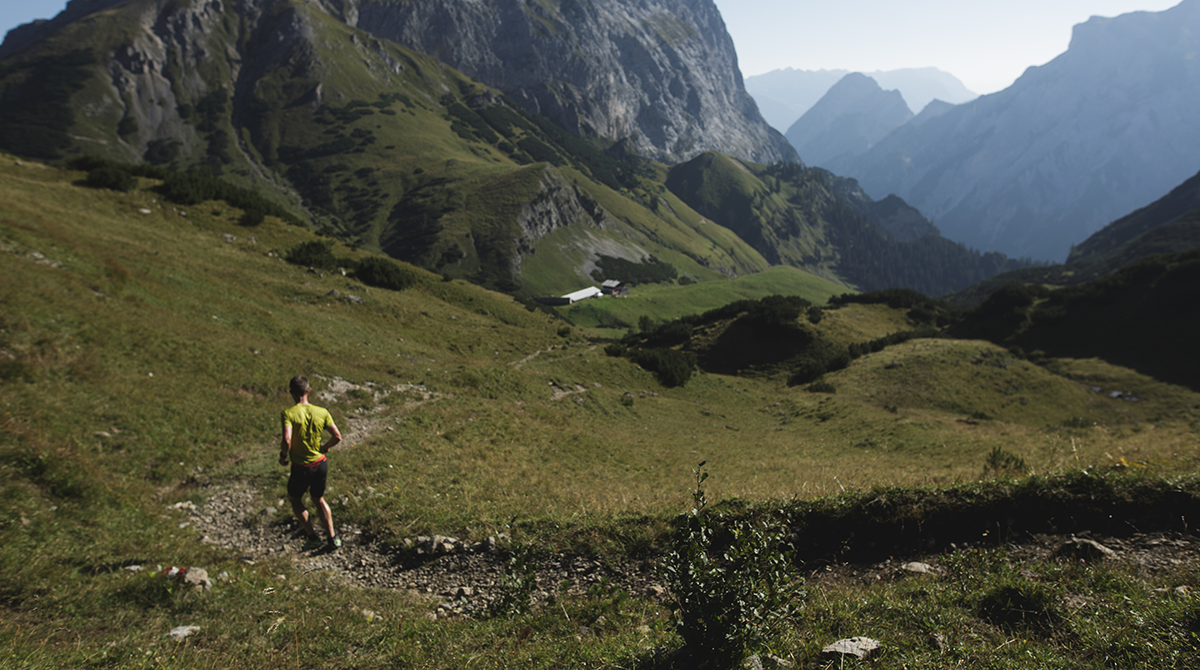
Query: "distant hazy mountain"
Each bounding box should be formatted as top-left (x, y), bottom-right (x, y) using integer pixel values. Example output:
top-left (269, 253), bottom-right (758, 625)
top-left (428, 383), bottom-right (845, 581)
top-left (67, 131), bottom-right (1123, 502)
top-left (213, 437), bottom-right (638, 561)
top-left (948, 167), bottom-right (1200, 307)
top-left (831, 0), bottom-right (1200, 261)
top-left (745, 67), bottom-right (976, 131)
top-left (784, 73), bottom-right (913, 168)
top-left (1069, 167), bottom-right (1200, 264)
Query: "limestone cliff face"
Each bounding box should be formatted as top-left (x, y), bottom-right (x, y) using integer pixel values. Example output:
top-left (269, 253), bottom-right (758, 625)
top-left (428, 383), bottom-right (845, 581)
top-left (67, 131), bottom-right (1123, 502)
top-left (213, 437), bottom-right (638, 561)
top-left (346, 0), bottom-right (797, 165)
top-left (831, 0), bottom-right (1200, 261)
top-left (512, 169), bottom-right (629, 280)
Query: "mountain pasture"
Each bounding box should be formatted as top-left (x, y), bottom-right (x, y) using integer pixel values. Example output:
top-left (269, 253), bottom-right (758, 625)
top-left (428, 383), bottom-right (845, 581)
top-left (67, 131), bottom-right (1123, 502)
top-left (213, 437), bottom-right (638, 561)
top-left (4, 157), bottom-right (1200, 667)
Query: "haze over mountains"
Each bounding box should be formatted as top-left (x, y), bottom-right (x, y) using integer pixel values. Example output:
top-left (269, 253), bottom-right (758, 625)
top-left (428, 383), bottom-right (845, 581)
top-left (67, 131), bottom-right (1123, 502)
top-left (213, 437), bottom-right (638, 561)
top-left (744, 67), bottom-right (977, 132)
top-left (783, 73), bottom-right (914, 169)
top-left (824, 0), bottom-right (1200, 261)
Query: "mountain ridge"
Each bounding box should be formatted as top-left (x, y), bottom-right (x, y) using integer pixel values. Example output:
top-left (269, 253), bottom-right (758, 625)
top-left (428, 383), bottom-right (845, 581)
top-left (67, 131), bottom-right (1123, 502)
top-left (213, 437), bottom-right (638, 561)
top-left (784, 73), bottom-right (912, 168)
top-left (827, 0), bottom-right (1200, 261)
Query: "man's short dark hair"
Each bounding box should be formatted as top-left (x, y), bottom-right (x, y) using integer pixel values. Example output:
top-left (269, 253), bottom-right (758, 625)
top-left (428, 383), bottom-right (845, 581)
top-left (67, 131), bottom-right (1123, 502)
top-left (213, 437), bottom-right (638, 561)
top-left (289, 375), bottom-right (310, 398)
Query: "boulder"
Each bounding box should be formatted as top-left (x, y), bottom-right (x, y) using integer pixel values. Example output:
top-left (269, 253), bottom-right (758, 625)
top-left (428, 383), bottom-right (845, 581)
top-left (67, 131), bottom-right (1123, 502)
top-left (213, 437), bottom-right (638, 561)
top-left (822, 637), bottom-right (882, 660)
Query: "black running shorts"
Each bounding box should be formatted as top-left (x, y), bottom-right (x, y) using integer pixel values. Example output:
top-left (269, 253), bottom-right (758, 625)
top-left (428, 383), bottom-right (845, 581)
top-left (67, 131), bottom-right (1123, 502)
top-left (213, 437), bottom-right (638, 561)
top-left (287, 458), bottom-right (328, 500)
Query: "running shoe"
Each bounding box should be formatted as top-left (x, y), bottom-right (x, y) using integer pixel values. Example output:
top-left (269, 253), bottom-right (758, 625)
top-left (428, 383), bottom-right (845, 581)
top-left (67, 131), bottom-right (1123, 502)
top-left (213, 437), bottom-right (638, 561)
top-left (328, 536), bottom-right (342, 550)
top-left (302, 535), bottom-right (323, 551)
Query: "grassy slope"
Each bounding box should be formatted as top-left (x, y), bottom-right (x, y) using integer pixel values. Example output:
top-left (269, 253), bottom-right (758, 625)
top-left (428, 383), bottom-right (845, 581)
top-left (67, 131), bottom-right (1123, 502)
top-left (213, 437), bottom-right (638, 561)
top-left (3, 158), bottom-right (1200, 667)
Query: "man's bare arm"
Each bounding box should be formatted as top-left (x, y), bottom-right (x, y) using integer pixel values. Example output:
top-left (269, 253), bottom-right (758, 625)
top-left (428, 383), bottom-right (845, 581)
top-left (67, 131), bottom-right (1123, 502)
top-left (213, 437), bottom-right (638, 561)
top-left (280, 424), bottom-right (293, 465)
top-left (321, 424), bottom-right (342, 454)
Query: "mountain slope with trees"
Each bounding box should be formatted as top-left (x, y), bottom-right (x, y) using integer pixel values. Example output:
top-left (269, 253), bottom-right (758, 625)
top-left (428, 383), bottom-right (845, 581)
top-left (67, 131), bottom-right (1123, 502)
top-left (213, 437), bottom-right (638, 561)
top-left (665, 153), bottom-right (1032, 295)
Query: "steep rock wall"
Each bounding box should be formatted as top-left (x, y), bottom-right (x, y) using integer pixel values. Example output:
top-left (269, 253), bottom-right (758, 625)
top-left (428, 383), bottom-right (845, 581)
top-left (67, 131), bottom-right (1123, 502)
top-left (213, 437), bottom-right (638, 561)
top-left (347, 0), bottom-right (797, 165)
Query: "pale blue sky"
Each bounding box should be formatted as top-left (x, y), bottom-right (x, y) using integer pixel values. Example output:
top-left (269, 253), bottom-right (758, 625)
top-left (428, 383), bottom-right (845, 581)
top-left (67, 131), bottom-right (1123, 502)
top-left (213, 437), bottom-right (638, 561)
top-left (713, 0), bottom-right (1182, 93)
top-left (1, 0), bottom-right (1184, 94)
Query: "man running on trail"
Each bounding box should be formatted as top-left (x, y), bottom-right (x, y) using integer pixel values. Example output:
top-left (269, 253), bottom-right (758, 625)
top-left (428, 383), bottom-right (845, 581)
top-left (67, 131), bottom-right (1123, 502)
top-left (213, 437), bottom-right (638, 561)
top-left (280, 375), bottom-right (343, 551)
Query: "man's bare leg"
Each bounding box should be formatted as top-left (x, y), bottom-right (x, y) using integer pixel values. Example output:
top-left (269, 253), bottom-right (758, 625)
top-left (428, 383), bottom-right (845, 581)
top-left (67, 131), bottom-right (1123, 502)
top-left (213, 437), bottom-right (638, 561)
top-left (289, 495), bottom-right (317, 537)
top-left (314, 496), bottom-right (335, 540)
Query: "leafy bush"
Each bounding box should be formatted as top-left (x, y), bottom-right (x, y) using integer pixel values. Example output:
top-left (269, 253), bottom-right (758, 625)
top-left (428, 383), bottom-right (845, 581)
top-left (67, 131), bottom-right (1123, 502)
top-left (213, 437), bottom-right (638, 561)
top-left (662, 463), bottom-right (801, 667)
top-left (237, 209), bottom-right (265, 227)
top-left (485, 543), bottom-right (537, 617)
top-left (629, 348), bottom-right (696, 387)
top-left (786, 339), bottom-right (851, 386)
top-left (354, 257), bottom-right (417, 291)
top-left (84, 165), bottom-right (135, 192)
top-left (286, 240), bottom-right (338, 271)
top-left (806, 380), bottom-right (836, 394)
top-left (847, 327), bottom-right (939, 359)
top-left (743, 294), bottom-right (808, 329)
top-left (641, 321), bottom-right (693, 348)
top-left (985, 446), bottom-right (1028, 476)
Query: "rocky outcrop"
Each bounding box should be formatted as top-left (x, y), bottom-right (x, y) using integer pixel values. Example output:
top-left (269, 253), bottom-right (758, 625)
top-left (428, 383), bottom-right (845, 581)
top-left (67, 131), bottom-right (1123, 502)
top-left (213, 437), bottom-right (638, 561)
top-left (513, 169), bottom-right (621, 277)
top-left (346, 0), bottom-right (797, 165)
top-left (785, 73), bottom-right (912, 168)
top-left (830, 0), bottom-right (1200, 261)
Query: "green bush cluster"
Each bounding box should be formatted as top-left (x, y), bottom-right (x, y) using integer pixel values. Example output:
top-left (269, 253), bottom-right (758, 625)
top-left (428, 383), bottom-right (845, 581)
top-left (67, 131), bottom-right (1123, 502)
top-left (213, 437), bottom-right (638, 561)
top-left (847, 327), bottom-right (939, 359)
top-left (485, 543), bottom-right (537, 617)
top-left (284, 241), bottom-right (419, 292)
top-left (628, 348), bottom-right (696, 387)
top-left (355, 257), bottom-right (418, 292)
top-left (83, 165), bottom-right (136, 192)
top-left (984, 446), bottom-right (1029, 476)
top-left (662, 463), bottom-right (801, 667)
top-left (285, 240), bottom-right (339, 270)
top-left (785, 338), bottom-right (850, 386)
top-left (66, 156), bottom-right (305, 227)
top-left (828, 288), bottom-right (962, 326)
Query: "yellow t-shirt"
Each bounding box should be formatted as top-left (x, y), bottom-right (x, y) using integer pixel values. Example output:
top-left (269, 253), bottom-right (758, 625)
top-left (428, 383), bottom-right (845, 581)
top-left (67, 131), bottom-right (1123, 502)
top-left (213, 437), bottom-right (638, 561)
top-left (282, 404), bottom-right (334, 465)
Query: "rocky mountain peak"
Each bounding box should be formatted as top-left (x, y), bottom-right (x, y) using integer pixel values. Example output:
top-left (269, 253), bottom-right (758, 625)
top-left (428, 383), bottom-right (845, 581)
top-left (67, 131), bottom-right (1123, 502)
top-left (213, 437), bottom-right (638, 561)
top-left (344, 0), bottom-right (796, 165)
top-left (785, 72), bottom-right (912, 168)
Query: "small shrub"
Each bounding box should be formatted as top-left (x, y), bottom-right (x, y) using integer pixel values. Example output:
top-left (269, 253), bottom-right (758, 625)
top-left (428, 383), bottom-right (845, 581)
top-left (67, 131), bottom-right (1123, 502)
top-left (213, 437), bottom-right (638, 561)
top-left (486, 543), bottom-right (536, 617)
top-left (557, 326), bottom-right (572, 338)
top-left (662, 463), bottom-right (801, 667)
top-left (285, 240), bottom-right (338, 271)
top-left (84, 165), bottom-right (135, 192)
top-left (985, 446), bottom-right (1027, 476)
top-left (806, 380), bottom-right (836, 394)
top-left (630, 348), bottom-right (695, 387)
top-left (604, 343), bottom-right (626, 357)
top-left (237, 209), bottom-right (265, 227)
top-left (355, 257), bottom-right (417, 291)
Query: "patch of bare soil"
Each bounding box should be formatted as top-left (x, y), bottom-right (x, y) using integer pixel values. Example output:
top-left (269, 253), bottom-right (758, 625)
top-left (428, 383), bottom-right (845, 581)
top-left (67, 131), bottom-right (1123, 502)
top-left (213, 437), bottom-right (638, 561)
top-left (175, 481), bottom-right (1199, 622)
top-left (177, 483), bottom-right (663, 618)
